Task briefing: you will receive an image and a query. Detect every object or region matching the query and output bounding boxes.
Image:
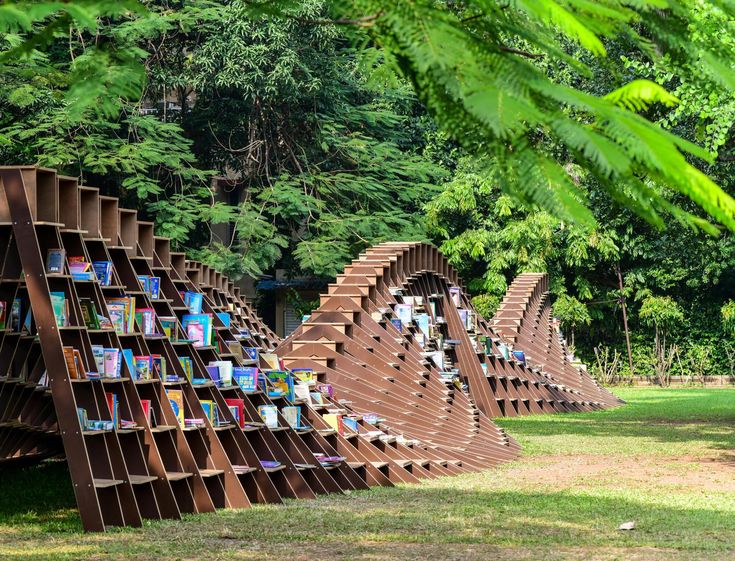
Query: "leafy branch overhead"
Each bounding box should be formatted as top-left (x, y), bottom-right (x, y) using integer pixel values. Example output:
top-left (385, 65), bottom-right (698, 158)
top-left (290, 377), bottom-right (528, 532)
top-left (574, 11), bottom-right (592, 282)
top-left (252, 0), bottom-right (735, 233)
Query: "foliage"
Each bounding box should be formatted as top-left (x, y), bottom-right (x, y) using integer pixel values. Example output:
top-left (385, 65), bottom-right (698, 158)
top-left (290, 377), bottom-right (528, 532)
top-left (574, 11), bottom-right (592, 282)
top-left (471, 293), bottom-right (501, 320)
top-left (721, 300), bottom-right (735, 337)
top-left (639, 296), bottom-right (685, 337)
top-left (144, 0), bottom-right (447, 277)
top-left (553, 294), bottom-right (591, 346)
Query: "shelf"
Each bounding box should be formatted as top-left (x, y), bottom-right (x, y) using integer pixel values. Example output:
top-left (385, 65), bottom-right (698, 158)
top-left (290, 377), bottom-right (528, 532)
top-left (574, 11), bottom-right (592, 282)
top-left (129, 474), bottom-right (158, 485)
top-left (166, 471), bottom-right (193, 481)
top-left (93, 478), bottom-right (124, 489)
top-left (199, 469), bottom-right (224, 478)
top-left (150, 425), bottom-right (177, 433)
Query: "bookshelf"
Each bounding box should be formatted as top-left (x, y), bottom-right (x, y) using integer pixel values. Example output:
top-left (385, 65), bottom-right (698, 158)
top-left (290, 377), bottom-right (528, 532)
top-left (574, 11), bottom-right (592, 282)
top-left (0, 168), bottom-right (619, 532)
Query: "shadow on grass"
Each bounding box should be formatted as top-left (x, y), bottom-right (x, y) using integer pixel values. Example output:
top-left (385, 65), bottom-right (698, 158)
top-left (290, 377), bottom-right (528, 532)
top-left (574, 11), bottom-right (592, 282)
top-left (0, 460), bottom-right (80, 532)
top-left (2, 483), bottom-right (735, 560)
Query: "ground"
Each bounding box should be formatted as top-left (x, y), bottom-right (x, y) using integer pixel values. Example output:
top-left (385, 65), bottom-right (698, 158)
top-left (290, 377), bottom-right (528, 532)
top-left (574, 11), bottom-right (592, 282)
top-left (1, 387), bottom-right (735, 561)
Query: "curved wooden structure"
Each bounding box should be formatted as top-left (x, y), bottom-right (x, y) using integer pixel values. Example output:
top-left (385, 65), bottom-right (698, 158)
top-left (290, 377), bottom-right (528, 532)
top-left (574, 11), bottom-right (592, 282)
top-left (0, 169), bottom-right (618, 531)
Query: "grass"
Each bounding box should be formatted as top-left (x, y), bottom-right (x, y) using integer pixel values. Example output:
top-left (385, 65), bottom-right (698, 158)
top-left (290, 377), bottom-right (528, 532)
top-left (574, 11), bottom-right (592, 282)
top-left (2, 387), bottom-right (735, 560)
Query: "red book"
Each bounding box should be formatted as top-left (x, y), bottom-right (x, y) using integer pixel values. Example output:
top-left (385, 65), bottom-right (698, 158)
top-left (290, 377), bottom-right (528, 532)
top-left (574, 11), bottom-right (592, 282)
top-left (140, 399), bottom-right (152, 426)
top-left (224, 398), bottom-right (245, 428)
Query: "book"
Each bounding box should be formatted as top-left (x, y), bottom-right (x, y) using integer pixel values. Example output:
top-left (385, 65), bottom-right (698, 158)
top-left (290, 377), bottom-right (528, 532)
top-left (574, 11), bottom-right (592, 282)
top-left (184, 292), bottom-right (203, 314)
top-left (152, 355), bottom-right (166, 379)
top-left (137, 275), bottom-right (150, 293)
top-left (226, 340), bottom-right (244, 359)
top-left (122, 349), bottom-right (135, 377)
top-left (215, 312), bottom-right (231, 327)
top-left (103, 348), bottom-right (120, 378)
top-left (316, 383), bottom-right (333, 398)
top-left (395, 303), bottom-right (413, 325)
top-left (178, 356), bottom-right (193, 381)
top-left (294, 382), bottom-right (311, 403)
top-left (79, 298), bottom-right (101, 329)
top-left (93, 261), bottom-right (113, 286)
top-left (450, 286), bottom-right (461, 306)
top-left (205, 365), bottom-right (220, 385)
top-left (63, 346), bottom-right (80, 379)
top-left (209, 361), bottom-right (233, 386)
top-left (106, 297), bottom-right (135, 333)
top-left (224, 398), bottom-right (245, 428)
top-left (233, 367), bottom-right (258, 392)
top-left (50, 292), bottom-right (67, 327)
top-left (0, 301), bottom-right (6, 329)
top-left (105, 392), bottom-right (119, 429)
top-left (243, 347), bottom-right (259, 361)
top-left (390, 318), bottom-right (402, 333)
top-left (323, 413), bottom-right (344, 435)
top-left (166, 389), bottom-right (184, 428)
top-left (140, 399), bottom-right (153, 426)
top-left (10, 299), bottom-right (20, 332)
top-left (257, 405), bottom-right (279, 429)
top-left (343, 416), bottom-right (359, 433)
top-left (261, 352), bottom-right (281, 370)
top-left (281, 406), bottom-right (300, 428)
top-left (134, 308), bottom-right (155, 335)
top-left (149, 277), bottom-right (161, 300)
top-left (91, 345), bottom-right (105, 372)
top-left (45, 248), bottom-right (66, 274)
top-left (200, 400), bottom-right (216, 424)
top-left (266, 371), bottom-right (294, 401)
top-left (292, 368), bottom-right (314, 385)
top-left (134, 355), bottom-right (152, 380)
top-left (310, 391), bottom-right (324, 405)
top-left (182, 314), bottom-right (212, 347)
top-left (159, 316), bottom-right (178, 339)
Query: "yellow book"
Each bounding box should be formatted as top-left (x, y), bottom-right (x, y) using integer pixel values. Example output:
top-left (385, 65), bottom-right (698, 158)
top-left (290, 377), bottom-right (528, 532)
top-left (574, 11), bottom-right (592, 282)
top-left (166, 389), bottom-right (184, 428)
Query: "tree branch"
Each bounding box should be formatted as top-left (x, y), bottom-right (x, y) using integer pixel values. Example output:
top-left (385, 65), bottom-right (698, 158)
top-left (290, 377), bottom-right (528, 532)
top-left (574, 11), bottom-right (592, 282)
top-left (499, 46), bottom-right (544, 59)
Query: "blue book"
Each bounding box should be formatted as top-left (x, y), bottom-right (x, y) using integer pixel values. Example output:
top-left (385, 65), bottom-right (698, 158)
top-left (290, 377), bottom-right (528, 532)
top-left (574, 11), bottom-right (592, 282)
top-left (233, 367), bottom-right (259, 392)
top-left (150, 277), bottom-right (161, 300)
top-left (216, 312), bottom-right (231, 327)
top-left (122, 349), bottom-right (135, 378)
top-left (184, 292), bottom-right (203, 314)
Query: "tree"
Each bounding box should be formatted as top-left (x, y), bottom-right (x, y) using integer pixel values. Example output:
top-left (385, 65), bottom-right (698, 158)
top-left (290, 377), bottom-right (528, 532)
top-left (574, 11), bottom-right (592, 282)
top-left (7, 1), bottom-right (735, 234)
top-left (553, 294), bottom-right (591, 348)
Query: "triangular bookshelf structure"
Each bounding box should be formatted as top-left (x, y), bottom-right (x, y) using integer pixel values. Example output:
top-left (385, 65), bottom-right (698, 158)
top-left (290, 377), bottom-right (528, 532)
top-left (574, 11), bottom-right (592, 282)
top-left (279, 242), bottom-right (622, 467)
top-left (0, 169), bottom-right (619, 531)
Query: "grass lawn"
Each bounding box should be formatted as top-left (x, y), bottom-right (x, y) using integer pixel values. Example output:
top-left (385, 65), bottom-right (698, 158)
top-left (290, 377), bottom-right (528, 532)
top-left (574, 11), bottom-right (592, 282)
top-left (2, 387), bottom-right (735, 560)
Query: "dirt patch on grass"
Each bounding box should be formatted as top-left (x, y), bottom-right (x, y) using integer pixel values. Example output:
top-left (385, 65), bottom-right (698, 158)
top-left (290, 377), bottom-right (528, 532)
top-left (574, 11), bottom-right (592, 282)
top-left (509, 453), bottom-right (735, 493)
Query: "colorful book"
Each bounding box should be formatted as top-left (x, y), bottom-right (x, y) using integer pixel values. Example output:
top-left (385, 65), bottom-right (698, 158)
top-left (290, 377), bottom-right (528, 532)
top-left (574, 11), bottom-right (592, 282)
top-left (166, 389), bottom-right (184, 428)
top-left (182, 314), bottom-right (212, 347)
top-left (10, 299), bottom-right (20, 332)
top-left (292, 368), bottom-right (314, 384)
top-left (63, 346), bottom-right (80, 379)
top-left (134, 308), bottom-right (155, 335)
top-left (103, 348), bottom-right (120, 378)
top-left (233, 367), bottom-right (258, 392)
top-left (92, 261), bottom-right (113, 286)
top-left (0, 301), bottom-right (6, 329)
top-left (209, 361), bottom-right (233, 386)
top-left (269, 371), bottom-right (295, 401)
top-left (323, 413), bottom-right (344, 435)
top-left (159, 316), bottom-right (178, 340)
top-left (50, 292), bottom-right (67, 327)
top-left (224, 398), bottom-right (245, 428)
top-left (134, 355), bottom-right (152, 380)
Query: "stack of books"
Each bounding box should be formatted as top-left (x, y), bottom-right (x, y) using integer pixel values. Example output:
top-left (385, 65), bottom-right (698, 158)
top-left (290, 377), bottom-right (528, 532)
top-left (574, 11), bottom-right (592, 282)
top-left (106, 297), bottom-right (136, 334)
top-left (91, 346), bottom-right (123, 378)
top-left (182, 313), bottom-right (213, 347)
top-left (312, 453), bottom-right (346, 468)
top-left (134, 307), bottom-right (156, 335)
top-left (68, 256), bottom-right (95, 281)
